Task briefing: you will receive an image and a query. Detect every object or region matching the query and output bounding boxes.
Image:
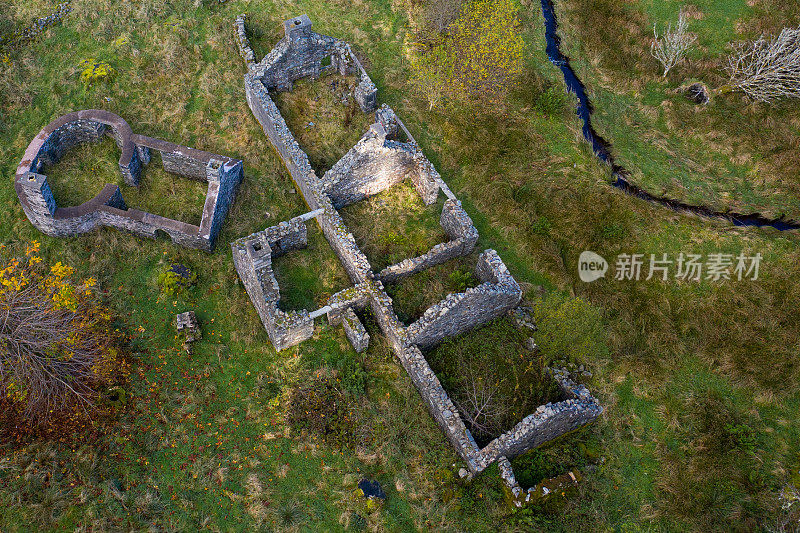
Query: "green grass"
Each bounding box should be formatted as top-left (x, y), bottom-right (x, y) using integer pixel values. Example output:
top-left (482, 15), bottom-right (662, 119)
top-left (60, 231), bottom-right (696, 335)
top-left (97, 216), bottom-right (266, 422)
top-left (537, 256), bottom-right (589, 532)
top-left (0, 0), bottom-right (799, 531)
top-left (272, 224), bottom-right (352, 312)
top-left (43, 137), bottom-right (209, 226)
top-left (385, 253), bottom-right (478, 324)
top-left (338, 180), bottom-right (448, 271)
top-left (271, 73), bottom-right (376, 175)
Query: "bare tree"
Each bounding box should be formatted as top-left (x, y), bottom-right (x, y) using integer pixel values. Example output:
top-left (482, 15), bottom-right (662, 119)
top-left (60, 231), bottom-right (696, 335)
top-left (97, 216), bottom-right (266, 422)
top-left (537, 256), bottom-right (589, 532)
top-left (453, 374), bottom-right (507, 440)
top-left (651, 10), bottom-right (696, 77)
top-left (724, 26), bottom-right (800, 102)
top-left (0, 248), bottom-right (116, 420)
top-left (422, 0), bottom-right (462, 35)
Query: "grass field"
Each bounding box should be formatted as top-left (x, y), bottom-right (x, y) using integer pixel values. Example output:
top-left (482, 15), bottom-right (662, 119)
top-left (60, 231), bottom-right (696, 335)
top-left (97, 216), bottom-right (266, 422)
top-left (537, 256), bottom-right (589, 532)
top-left (555, 0), bottom-right (800, 222)
top-left (0, 0), bottom-right (799, 531)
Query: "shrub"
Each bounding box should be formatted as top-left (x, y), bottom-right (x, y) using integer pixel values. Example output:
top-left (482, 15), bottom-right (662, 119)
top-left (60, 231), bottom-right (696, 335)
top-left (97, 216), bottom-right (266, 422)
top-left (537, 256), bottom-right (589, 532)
top-left (157, 263), bottom-right (197, 296)
top-left (78, 58), bottom-right (116, 86)
top-left (426, 317), bottom-right (561, 444)
top-left (287, 372), bottom-right (365, 448)
top-left (650, 9), bottom-right (696, 77)
top-left (724, 26), bottom-right (800, 102)
top-left (448, 268), bottom-right (477, 292)
top-left (0, 242), bottom-right (124, 421)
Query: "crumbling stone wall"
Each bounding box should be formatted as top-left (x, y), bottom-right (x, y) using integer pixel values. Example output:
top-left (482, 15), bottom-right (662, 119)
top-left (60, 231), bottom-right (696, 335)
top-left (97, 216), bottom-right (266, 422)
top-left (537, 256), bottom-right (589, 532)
top-left (235, 14), bottom-right (256, 68)
top-left (340, 307), bottom-right (370, 353)
top-left (235, 14), bottom-right (602, 483)
top-left (231, 215), bottom-right (315, 350)
top-left (379, 200), bottom-right (479, 283)
top-left (15, 110), bottom-right (243, 251)
top-left (320, 124), bottom-right (421, 209)
top-left (405, 250), bottom-right (522, 347)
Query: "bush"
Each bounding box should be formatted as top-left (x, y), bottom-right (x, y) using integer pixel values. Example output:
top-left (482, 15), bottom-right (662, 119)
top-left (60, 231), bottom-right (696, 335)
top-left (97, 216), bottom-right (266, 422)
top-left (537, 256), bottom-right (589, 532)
top-left (426, 317), bottom-right (562, 444)
top-left (410, 0), bottom-right (524, 107)
top-left (157, 263), bottom-right (197, 296)
top-left (78, 58), bottom-right (116, 86)
top-left (287, 372), bottom-right (366, 448)
top-left (0, 242), bottom-right (125, 421)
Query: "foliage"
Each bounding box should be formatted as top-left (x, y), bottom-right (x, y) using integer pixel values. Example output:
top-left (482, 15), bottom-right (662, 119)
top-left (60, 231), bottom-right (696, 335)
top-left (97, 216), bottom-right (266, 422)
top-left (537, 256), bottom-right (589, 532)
top-left (532, 292), bottom-right (608, 366)
top-left (0, 242), bottom-right (123, 420)
top-left (724, 26), bottom-right (800, 101)
top-left (156, 263), bottom-right (197, 296)
top-left (426, 317), bottom-right (561, 444)
top-left (421, 0), bottom-right (462, 36)
top-left (650, 9), bottom-right (696, 77)
top-left (410, 0), bottom-right (524, 107)
top-left (448, 268), bottom-right (477, 292)
top-left (410, 44), bottom-right (454, 110)
top-left (78, 58), bottom-right (116, 86)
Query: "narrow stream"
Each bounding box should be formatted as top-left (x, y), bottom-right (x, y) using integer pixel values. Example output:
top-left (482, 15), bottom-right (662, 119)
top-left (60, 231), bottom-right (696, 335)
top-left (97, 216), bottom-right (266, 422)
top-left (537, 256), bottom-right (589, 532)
top-left (539, 0), bottom-right (799, 231)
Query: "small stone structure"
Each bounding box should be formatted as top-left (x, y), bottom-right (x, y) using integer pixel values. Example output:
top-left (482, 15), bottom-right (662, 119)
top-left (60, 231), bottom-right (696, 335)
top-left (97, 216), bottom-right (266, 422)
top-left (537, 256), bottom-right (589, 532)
top-left (15, 110), bottom-right (243, 251)
top-left (176, 311), bottom-right (202, 353)
top-left (233, 14), bottom-right (602, 498)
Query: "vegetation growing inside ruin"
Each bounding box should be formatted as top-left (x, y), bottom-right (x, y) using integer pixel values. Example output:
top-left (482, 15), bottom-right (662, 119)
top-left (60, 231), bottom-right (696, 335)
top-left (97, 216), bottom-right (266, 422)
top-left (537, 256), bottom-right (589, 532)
top-left (338, 180), bottom-right (448, 271)
top-left (271, 73), bottom-right (375, 175)
top-left (425, 316), bottom-right (563, 445)
top-left (0, 0), bottom-right (798, 530)
top-left (42, 137), bottom-right (209, 226)
top-left (272, 224), bottom-right (351, 312)
top-left (384, 253), bottom-right (479, 324)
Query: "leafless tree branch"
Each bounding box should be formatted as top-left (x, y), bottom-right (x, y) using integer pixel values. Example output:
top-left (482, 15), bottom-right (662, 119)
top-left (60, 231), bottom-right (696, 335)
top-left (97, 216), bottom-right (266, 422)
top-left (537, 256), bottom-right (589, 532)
top-left (651, 10), bottom-right (696, 77)
top-left (725, 26), bottom-right (800, 102)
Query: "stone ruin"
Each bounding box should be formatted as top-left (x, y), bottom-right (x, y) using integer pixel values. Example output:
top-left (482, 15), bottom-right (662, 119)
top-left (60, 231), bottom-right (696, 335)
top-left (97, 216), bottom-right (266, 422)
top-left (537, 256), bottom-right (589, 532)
top-left (233, 14), bottom-right (603, 502)
top-left (15, 109), bottom-right (243, 251)
top-left (176, 311), bottom-right (202, 354)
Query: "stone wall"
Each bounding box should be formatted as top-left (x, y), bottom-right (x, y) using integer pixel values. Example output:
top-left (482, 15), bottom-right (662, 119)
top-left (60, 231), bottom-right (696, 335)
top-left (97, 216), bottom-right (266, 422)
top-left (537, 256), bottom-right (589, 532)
top-left (341, 307), bottom-right (370, 353)
top-left (235, 14), bottom-right (256, 68)
top-left (478, 367), bottom-right (603, 467)
top-left (320, 124), bottom-right (419, 208)
top-left (15, 110), bottom-right (243, 251)
top-left (405, 250), bottom-right (522, 348)
top-left (378, 200), bottom-right (478, 284)
top-left (235, 14), bottom-right (602, 484)
top-left (231, 216), bottom-right (315, 351)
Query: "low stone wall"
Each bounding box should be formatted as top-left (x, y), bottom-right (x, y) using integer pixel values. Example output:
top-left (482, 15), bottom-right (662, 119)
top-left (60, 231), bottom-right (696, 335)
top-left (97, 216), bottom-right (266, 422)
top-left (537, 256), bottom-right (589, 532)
top-left (235, 14), bottom-right (256, 68)
top-left (405, 250), bottom-right (522, 348)
top-left (231, 216), bottom-right (315, 351)
top-left (15, 110), bottom-right (242, 251)
top-left (341, 307), bottom-right (369, 353)
top-left (378, 200), bottom-right (478, 283)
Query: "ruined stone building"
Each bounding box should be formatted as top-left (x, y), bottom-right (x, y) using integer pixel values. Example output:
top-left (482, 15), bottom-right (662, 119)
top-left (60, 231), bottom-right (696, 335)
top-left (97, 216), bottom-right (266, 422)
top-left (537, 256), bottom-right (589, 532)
top-left (233, 14), bottom-right (602, 505)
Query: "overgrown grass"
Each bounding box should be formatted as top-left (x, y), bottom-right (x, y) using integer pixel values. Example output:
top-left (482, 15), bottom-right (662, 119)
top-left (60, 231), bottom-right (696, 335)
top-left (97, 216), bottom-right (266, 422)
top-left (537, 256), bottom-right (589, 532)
top-left (385, 253), bottom-right (478, 324)
top-left (425, 316), bottom-right (563, 445)
top-left (271, 72), bottom-right (375, 175)
top-left (43, 137), bottom-right (209, 226)
top-left (272, 224), bottom-right (351, 312)
top-left (338, 180), bottom-right (448, 271)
